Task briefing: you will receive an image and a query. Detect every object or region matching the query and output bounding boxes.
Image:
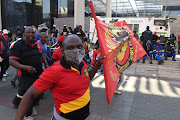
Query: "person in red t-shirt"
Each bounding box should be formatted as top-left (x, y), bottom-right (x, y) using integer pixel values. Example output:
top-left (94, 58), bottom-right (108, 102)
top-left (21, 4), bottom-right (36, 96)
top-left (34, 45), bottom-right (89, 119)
top-left (0, 30), bottom-right (4, 55)
top-left (52, 35), bottom-right (65, 62)
top-left (178, 34), bottom-right (180, 54)
top-left (15, 34), bottom-right (105, 120)
top-left (0, 32), bottom-right (6, 81)
top-left (90, 47), bottom-right (100, 66)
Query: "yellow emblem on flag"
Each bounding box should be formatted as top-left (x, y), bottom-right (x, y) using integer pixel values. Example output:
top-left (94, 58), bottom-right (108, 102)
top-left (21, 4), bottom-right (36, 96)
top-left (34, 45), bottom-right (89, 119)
top-left (114, 41), bottom-right (134, 74)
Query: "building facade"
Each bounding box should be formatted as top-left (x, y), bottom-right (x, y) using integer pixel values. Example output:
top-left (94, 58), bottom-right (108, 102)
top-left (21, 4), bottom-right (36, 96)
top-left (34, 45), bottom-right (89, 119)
top-left (2, 0), bottom-right (180, 32)
top-left (0, 0), bottom-right (75, 32)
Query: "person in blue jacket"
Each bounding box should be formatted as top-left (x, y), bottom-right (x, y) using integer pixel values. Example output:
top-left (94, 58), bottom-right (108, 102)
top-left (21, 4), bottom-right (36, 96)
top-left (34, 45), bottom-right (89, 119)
top-left (164, 41), bottom-right (176, 61)
top-left (142, 40), bottom-right (153, 64)
top-left (153, 40), bottom-right (164, 64)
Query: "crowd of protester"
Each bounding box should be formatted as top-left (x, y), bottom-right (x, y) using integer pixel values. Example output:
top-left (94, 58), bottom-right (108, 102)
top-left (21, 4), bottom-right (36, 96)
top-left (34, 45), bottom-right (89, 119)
top-left (0, 23), bottom-right (179, 120)
top-left (136, 26), bottom-right (178, 65)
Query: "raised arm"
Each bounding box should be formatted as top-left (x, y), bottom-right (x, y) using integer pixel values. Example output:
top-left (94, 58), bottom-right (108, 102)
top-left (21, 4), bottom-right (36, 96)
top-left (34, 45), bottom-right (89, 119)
top-left (15, 86), bottom-right (42, 120)
top-left (88, 55), bottom-right (105, 80)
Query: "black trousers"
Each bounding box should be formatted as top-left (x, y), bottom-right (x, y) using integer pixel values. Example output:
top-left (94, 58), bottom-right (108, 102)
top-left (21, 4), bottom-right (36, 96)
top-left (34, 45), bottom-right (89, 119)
top-left (13, 75), bottom-right (41, 116)
top-left (0, 54), bottom-right (5, 79)
top-left (13, 88), bottom-right (42, 116)
top-left (2, 55), bottom-right (9, 74)
top-left (11, 69), bottom-right (18, 82)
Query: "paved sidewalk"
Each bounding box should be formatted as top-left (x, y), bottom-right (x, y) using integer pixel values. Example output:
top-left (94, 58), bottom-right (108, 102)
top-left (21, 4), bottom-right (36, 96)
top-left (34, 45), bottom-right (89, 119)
top-left (0, 64), bottom-right (180, 120)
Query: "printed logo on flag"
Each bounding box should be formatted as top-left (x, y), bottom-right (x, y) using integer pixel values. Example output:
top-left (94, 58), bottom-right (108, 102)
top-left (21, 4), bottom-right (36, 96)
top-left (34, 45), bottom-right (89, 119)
top-left (114, 41), bottom-right (134, 74)
top-left (104, 23), bottom-right (134, 75)
top-left (108, 23), bottom-right (130, 44)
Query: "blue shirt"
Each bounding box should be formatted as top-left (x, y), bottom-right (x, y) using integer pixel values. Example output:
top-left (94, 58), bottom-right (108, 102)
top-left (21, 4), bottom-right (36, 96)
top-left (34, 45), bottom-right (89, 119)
top-left (36, 34), bottom-right (40, 41)
top-left (37, 40), bottom-right (47, 55)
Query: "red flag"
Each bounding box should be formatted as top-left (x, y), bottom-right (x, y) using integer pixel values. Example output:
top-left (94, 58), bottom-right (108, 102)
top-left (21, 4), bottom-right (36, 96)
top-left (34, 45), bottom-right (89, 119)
top-left (89, 1), bottom-right (146, 105)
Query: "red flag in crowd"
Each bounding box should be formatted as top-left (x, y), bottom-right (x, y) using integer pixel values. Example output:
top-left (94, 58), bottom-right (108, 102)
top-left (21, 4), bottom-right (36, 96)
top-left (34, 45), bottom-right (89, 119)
top-left (89, 1), bottom-right (146, 105)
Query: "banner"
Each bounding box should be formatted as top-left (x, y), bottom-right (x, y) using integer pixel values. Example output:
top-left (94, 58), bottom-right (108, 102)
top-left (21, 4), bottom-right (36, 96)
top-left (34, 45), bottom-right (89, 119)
top-left (89, 1), bottom-right (146, 105)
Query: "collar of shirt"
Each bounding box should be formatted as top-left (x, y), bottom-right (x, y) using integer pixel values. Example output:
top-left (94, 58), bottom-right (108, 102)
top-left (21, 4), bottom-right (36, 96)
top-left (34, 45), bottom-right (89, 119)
top-left (24, 39), bottom-right (36, 47)
top-left (60, 56), bottom-right (84, 74)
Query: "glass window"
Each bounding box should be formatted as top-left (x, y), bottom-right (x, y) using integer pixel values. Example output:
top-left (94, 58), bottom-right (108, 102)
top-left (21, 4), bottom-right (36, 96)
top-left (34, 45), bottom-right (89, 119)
top-left (154, 20), bottom-right (165, 26)
top-left (36, 0), bottom-right (42, 6)
top-left (58, 0), bottom-right (68, 16)
top-left (14, 0), bottom-right (32, 3)
top-left (67, 0), bottom-right (74, 17)
top-left (109, 21), bottom-right (114, 23)
top-left (42, 0), bottom-right (50, 19)
top-left (128, 24), bottom-right (133, 30)
top-left (134, 24), bottom-right (139, 32)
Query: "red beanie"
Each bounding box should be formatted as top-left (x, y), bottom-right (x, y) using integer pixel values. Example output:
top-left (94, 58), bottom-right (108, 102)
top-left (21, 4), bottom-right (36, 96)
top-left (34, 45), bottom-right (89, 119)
top-left (57, 35), bottom-right (65, 44)
top-left (156, 40), bottom-right (160, 43)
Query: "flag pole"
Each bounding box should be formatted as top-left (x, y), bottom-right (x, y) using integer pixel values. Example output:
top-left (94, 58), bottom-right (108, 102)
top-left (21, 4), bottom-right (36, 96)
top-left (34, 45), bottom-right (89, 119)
top-left (146, 53), bottom-right (152, 62)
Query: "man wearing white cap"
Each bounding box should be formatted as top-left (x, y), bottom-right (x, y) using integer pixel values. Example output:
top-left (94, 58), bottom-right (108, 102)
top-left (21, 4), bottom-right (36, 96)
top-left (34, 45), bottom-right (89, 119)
top-left (1, 29), bottom-right (10, 80)
top-left (51, 25), bottom-right (59, 44)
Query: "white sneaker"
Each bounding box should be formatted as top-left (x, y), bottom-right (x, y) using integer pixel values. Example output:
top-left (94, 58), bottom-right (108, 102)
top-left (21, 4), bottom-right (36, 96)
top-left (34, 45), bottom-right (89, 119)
top-left (5, 72), bottom-right (8, 75)
top-left (114, 91), bottom-right (122, 95)
top-left (24, 116), bottom-right (34, 120)
top-left (31, 107), bottom-right (37, 116)
top-left (3, 74), bottom-right (7, 77)
top-left (1, 78), bottom-right (6, 82)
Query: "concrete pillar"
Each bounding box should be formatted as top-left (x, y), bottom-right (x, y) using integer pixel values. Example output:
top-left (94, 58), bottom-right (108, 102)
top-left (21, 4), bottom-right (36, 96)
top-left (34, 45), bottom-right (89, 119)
top-left (74, 0), bottom-right (85, 30)
top-left (106, 0), bottom-right (112, 18)
top-left (0, 0), bottom-right (2, 30)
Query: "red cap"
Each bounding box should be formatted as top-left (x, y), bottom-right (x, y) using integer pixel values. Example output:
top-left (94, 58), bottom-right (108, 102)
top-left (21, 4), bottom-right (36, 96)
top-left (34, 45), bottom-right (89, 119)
top-left (57, 35), bottom-right (65, 44)
top-left (156, 40), bottom-right (160, 43)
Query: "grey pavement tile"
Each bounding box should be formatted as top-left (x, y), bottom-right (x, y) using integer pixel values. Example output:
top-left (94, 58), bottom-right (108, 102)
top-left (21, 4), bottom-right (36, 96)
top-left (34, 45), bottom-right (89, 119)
top-left (101, 116), bottom-right (108, 120)
top-left (0, 106), bottom-right (16, 119)
top-left (33, 115), bottom-right (51, 120)
top-left (95, 114), bottom-right (103, 120)
top-left (0, 64), bottom-right (180, 120)
top-left (128, 115), bottom-right (146, 120)
top-left (89, 114), bottom-right (98, 120)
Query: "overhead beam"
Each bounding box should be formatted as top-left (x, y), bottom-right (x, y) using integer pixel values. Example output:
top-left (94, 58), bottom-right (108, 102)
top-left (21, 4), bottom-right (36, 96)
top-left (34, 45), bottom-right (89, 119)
top-left (128, 0), bottom-right (140, 17)
top-left (140, 0), bottom-right (180, 6)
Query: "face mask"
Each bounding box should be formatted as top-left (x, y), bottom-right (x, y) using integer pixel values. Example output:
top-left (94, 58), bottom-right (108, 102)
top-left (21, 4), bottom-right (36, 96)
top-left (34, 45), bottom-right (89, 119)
top-left (64, 48), bottom-right (85, 65)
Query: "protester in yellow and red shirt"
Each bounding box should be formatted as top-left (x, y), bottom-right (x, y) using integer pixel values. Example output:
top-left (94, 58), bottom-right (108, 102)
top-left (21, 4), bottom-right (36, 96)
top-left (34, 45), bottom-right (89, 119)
top-left (90, 47), bottom-right (100, 66)
top-left (15, 34), bottom-right (105, 120)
